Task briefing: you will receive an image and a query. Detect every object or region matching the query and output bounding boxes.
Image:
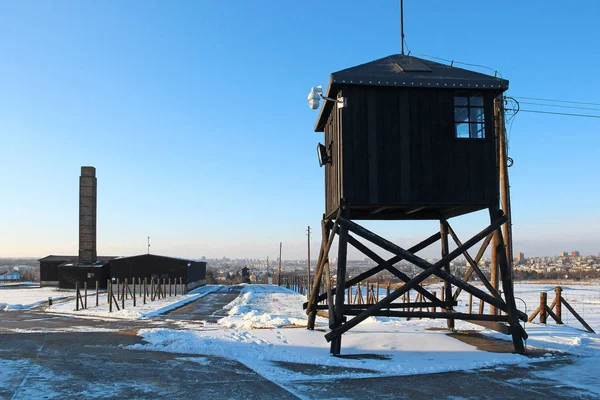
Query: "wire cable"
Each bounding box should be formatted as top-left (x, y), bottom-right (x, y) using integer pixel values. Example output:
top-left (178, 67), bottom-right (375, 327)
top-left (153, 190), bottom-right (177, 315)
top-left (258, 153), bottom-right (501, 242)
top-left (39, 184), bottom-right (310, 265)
top-left (518, 109), bottom-right (600, 118)
top-left (517, 101), bottom-right (600, 112)
top-left (512, 96), bottom-right (600, 107)
top-left (409, 53), bottom-right (502, 78)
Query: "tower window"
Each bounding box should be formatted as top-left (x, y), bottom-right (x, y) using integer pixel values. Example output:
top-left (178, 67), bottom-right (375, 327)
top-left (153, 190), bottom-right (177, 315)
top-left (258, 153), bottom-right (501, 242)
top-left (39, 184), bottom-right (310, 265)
top-left (454, 95), bottom-right (485, 139)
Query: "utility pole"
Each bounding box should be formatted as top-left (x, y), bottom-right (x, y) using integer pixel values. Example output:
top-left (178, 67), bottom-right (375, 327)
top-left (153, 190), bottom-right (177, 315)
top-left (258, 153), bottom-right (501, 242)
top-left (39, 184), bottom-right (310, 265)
top-left (147, 236), bottom-right (150, 255)
top-left (267, 256), bottom-right (270, 284)
top-left (307, 226), bottom-right (311, 297)
top-left (278, 242), bottom-right (282, 286)
top-left (400, 0), bottom-right (405, 55)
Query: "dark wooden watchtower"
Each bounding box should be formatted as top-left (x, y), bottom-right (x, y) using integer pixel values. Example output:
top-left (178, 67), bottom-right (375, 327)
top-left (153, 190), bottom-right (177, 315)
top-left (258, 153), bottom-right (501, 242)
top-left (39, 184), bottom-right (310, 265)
top-left (304, 54), bottom-right (527, 354)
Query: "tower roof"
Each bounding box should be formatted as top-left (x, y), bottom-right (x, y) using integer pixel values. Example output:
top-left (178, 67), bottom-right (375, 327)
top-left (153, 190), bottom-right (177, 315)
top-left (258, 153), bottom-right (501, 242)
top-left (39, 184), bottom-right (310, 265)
top-left (315, 54), bottom-right (508, 131)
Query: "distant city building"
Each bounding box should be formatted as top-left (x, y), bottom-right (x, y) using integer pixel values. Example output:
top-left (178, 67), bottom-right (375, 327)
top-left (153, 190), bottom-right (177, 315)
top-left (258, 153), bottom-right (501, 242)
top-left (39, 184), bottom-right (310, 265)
top-left (572, 250), bottom-right (580, 257)
top-left (515, 252), bottom-right (525, 264)
top-left (559, 251), bottom-right (569, 257)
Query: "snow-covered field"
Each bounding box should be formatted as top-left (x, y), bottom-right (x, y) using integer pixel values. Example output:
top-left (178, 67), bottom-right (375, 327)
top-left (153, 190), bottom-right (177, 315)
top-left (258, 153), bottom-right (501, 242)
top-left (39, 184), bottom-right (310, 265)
top-left (0, 287), bottom-right (73, 311)
top-left (129, 283), bottom-right (600, 393)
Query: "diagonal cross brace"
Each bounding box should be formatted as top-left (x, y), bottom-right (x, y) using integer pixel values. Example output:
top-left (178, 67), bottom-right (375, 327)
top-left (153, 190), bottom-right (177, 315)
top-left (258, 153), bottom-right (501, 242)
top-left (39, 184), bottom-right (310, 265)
top-left (453, 232), bottom-right (493, 301)
top-left (447, 224), bottom-right (501, 301)
top-left (303, 232), bottom-right (441, 308)
top-left (334, 215), bottom-right (527, 322)
top-left (346, 234), bottom-right (442, 305)
top-left (325, 216), bottom-right (513, 342)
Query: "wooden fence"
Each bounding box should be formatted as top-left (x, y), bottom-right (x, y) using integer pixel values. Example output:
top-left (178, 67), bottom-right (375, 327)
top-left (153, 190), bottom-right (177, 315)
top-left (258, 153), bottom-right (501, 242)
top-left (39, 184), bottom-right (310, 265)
top-left (74, 277), bottom-right (187, 312)
top-left (528, 286), bottom-right (595, 333)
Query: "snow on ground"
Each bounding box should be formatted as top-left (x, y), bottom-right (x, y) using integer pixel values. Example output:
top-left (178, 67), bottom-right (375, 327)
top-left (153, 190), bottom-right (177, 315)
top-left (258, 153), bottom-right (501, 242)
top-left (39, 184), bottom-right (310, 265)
top-left (0, 287), bottom-right (72, 311)
top-left (132, 283), bottom-right (599, 384)
top-left (45, 285), bottom-right (221, 319)
top-left (218, 284), bottom-right (309, 328)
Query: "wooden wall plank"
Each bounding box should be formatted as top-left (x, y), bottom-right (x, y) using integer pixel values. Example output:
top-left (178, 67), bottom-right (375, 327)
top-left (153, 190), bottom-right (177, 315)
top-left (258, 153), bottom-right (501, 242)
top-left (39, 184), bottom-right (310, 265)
top-left (367, 90), bottom-right (379, 204)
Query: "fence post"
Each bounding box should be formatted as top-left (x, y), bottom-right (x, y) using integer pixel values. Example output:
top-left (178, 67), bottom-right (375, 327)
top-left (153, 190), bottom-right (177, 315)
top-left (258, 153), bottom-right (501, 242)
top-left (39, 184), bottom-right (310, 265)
top-left (175, 278), bottom-right (178, 296)
top-left (84, 281), bottom-right (88, 309)
top-left (540, 292), bottom-right (548, 324)
top-left (96, 281), bottom-right (99, 307)
top-left (108, 280), bottom-right (112, 312)
top-left (117, 278), bottom-right (120, 301)
top-left (76, 282), bottom-right (80, 311)
top-left (468, 292), bottom-right (473, 314)
top-left (133, 278), bottom-right (136, 307)
top-left (432, 291), bottom-right (437, 313)
top-left (122, 279), bottom-right (126, 310)
top-left (555, 287), bottom-right (562, 323)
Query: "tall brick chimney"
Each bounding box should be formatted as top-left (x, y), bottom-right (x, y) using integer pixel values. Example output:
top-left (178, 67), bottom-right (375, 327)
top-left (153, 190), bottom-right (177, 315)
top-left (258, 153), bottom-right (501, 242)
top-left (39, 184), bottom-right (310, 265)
top-left (79, 166), bottom-right (97, 264)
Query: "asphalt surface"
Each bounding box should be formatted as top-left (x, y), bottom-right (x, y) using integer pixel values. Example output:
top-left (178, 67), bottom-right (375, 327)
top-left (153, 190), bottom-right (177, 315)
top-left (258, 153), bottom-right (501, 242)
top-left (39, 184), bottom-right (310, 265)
top-left (0, 285), bottom-right (597, 399)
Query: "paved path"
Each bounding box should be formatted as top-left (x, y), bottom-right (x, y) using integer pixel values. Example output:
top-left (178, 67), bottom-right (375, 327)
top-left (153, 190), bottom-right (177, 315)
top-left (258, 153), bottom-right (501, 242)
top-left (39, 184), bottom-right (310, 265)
top-left (163, 285), bottom-right (242, 323)
top-left (0, 285), bottom-right (597, 399)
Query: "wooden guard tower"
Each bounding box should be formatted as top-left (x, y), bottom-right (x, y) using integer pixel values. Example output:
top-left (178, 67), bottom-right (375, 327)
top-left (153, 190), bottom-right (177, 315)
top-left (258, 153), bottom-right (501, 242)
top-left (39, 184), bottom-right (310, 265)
top-left (304, 54), bottom-right (527, 355)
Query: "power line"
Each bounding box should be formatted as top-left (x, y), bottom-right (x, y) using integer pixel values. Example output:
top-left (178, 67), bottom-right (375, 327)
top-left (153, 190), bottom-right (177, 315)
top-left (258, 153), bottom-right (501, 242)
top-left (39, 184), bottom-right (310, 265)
top-left (512, 96), bottom-right (600, 107)
top-left (518, 109), bottom-right (600, 119)
top-left (517, 101), bottom-right (600, 112)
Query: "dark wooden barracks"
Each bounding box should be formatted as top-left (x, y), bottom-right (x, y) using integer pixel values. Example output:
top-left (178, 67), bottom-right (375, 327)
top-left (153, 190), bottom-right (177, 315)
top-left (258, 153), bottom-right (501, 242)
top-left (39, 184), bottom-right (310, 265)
top-left (39, 167), bottom-right (206, 290)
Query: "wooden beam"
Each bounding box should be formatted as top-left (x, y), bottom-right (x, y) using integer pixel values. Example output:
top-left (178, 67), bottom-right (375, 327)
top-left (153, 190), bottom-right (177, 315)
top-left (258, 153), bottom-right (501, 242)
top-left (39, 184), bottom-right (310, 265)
top-left (453, 233), bottom-right (493, 300)
top-left (325, 217), bottom-right (507, 342)
top-left (440, 218), bottom-right (454, 330)
top-left (370, 206), bottom-right (390, 215)
top-left (545, 306), bottom-right (562, 324)
top-left (303, 231), bottom-right (441, 308)
top-left (528, 306), bottom-right (541, 323)
top-left (306, 210), bottom-right (341, 321)
top-left (346, 234), bottom-right (441, 304)
top-left (405, 206), bottom-right (427, 215)
top-left (339, 310), bottom-right (511, 322)
top-left (331, 208), bottom-right (349, 355)
top-left (467, 320), bottom-right (511, 335)
top-left (312, 301), bottom-right (457, 310)
top-left (447, 223), bottom-right (501, 301)
top-left (495, 229), bottom-right (526, 353)
top-left (337, 216), bottom-right (523, 320)
top-left (561, 297), bottom-right (595, 333)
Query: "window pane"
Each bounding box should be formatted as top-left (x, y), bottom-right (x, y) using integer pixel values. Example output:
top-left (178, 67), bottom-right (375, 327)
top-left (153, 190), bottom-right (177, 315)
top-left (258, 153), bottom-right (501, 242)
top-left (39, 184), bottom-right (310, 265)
top-left (456, 123), bottom-right (470, 138)
top-left (470, 96), bottom-right (484, 107)
top-left (454, 96), bottom-right (468, 107)
top-left (454, 107), bottom-right (469, 123)
top-left (469, 123), bottom-right (485, 139)
top-left (470, 107), bottom-right (485, 123)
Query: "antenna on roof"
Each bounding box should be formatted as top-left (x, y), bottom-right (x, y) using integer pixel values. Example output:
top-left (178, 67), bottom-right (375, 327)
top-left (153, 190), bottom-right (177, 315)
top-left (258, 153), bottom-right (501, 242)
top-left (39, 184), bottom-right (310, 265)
top-left (400, 0), bottom-right (405, 55)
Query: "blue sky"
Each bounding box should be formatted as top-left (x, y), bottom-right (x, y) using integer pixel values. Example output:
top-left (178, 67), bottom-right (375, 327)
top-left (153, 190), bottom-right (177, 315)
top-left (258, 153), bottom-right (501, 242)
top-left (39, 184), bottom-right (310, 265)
top-left (1, 1), bottom-right (599, 259)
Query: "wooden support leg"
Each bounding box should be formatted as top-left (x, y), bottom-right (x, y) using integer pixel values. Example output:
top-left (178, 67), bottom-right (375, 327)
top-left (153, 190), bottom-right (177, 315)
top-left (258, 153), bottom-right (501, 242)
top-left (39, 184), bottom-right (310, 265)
top-left (495, 224), bottom-right (525, 354)
top-left (307, 216), bottom-right (337, 329)
top-left (440, 218), bottom-right (454, 330)
top-left (330, 210), bottom-right (349, 355)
